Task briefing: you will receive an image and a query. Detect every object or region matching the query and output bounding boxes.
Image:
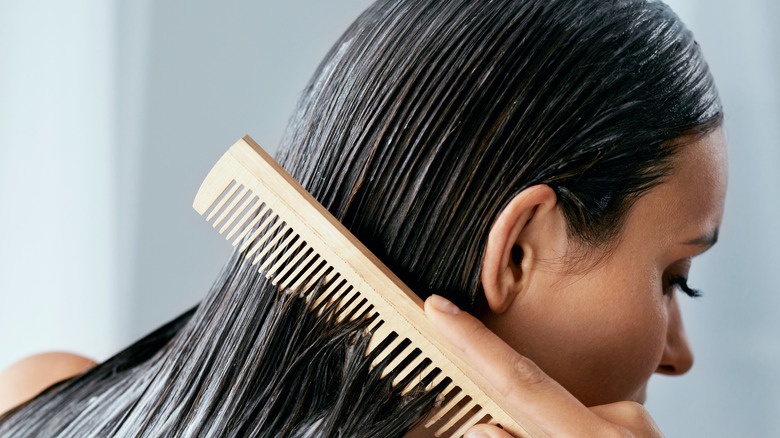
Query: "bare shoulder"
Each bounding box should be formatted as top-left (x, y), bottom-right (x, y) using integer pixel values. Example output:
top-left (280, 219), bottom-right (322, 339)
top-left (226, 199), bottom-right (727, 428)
top-left (0, 352), bottom-right (97, 415)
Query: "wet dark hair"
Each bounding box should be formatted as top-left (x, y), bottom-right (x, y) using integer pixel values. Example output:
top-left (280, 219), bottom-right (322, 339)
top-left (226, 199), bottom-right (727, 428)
top-left (277, 0), bottom-right (721, 310)
top-left (0, 0), bottom-right (721, 436)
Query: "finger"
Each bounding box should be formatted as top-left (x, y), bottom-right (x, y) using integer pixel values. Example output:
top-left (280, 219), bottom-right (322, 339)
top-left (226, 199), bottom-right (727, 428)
top-left (424, 294), bottom-right (605, 436)
top-left (464, 424), bottom-right (515, 438)
top-left (589, 402), bottom-right (663, 437)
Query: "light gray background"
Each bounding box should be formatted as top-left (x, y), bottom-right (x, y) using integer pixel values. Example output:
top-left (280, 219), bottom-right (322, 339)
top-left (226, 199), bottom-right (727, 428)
top-left (0, 1), bottom-right (777, 436)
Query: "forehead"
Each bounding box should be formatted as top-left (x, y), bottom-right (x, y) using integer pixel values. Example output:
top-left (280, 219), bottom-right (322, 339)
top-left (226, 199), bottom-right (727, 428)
top-left (624, 128), bottom-right (728, 249)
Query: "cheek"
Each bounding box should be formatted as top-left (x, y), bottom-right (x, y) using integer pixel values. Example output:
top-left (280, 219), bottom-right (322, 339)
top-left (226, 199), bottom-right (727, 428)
top-left (580, 298), bottom-right (668, 403)
top-left (488, 278), bottom-right (669, 406)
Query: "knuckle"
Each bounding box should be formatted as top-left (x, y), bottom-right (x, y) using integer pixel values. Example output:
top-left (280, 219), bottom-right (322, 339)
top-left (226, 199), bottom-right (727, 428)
top-left (506, 354), bottom-right (547, 391)
top-left (612, 401), bottom-right (651, 423)
top-left (592, 402), bottom-right (660, 437)
top-left (601, 425), bottom-right (634, 438)
top-left (607, 401), bottom-right (658, 436)
top-left (467, 424), bottom-right (512, 438)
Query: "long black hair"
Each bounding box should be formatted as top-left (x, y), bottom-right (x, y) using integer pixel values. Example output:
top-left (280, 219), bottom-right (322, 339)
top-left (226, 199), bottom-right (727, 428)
top-left (0, 0), bottom-right (721, 436)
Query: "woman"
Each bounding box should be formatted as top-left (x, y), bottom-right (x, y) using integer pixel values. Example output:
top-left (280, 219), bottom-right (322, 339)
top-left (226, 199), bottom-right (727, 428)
top-left (0, 0), bottom-right (725, 436)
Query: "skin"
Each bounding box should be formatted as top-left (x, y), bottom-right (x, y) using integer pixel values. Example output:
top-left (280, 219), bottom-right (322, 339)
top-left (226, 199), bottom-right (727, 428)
top-left (0, 352), bottom-right (97, 415)
top-left (409, 128), bottom-right (728, 437)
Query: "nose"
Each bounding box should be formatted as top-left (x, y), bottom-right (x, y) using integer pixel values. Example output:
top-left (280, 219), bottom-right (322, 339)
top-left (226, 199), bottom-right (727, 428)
top-left (656, 294), bottom-right (694, 375)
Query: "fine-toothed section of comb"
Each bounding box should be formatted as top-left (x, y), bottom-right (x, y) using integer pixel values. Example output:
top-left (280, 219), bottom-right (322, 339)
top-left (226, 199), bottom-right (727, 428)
top-left (329, 286), bottom-right (356, 317)
top-left (287, 271), bottom-right (331, 304)
top-left (240, 209), bottom-right (278, 254)
top-left (311, 275), bottom-right (347, 314)
top-left (424, 370), bottom-right (451, 395)
top-left (399, 364), bottom-right (442, 396)
top-left (256, 231), bottom-right (498, 438)
top-left (425, 387), bottom-right (466, 429)
top-left (380, 347), bottom-right (421, 380)
top-left (352, 302), bottom-right (375, 324)
top-left (332, 287), bottom-right (372, 324)
top-left (361, 324), bottom-right (399, 362)
top-left (337, 296), bottom-right (369, 323)
top-left (365, 321), bottom-right (447, 393)
top-left (369, 332), bottom-right (405, 368)
top-left (281, 254), bottom-right (324, 291)
top-left (296, 264), bottom-right (333, 299)
top-left (365, 318), bottom-right (396, 355)
top-left (256, 228), bottom-right (296, 272)
top-left (272, 252), bottom-right (374, 322)
top-left (449, 408), bottom-right (490, 438)
top-left (249, 222), bottom-right (290, 265)
top-left (392, 356), bottom-right (432, 390)
top-left (314, 286), bottom-right (371, 321)
top-left (364, 313), bottom-right (385, 338)
top-left (273, 246), bottom-right (311, 286)
top-left (233, 204), bottom-right (272, 248)
top-left (373, 337), bottom-right (413, 373)
top-left (435, 397), bottom-right (478, 436)
top-left (265, 237), bottom-right (307, 284)
top-left (276, 248), bottom-right (316, 289)
top-left (392, 351), bottom-right (431, 387)
top-left (423, 388), bottom-right (495, 438)
top-left (316, 286), bottom-right (359, 325)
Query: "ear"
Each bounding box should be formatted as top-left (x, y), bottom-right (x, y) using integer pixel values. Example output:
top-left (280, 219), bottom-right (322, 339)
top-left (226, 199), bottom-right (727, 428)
top-left (480, 185), bottom-right (562, 314)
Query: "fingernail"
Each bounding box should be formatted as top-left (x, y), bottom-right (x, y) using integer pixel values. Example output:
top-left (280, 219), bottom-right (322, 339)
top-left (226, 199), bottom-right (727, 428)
top-left (428, 294), bottom-right (460, 315)
top-left (464, 431), bottom-right (488, 438)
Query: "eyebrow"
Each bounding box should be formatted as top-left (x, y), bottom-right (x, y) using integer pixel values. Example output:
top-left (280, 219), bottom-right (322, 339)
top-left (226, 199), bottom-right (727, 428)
top-left (683, 227), bottom-right (719, 251)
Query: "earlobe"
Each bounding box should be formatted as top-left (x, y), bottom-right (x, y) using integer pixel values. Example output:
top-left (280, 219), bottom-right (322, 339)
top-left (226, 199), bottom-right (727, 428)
top-left (481, 185), bottom-right (560, 314)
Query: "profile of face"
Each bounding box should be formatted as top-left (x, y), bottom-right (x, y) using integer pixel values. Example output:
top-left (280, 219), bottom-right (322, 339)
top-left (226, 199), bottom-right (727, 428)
top-left (479, 128), bottom-right (728, 407)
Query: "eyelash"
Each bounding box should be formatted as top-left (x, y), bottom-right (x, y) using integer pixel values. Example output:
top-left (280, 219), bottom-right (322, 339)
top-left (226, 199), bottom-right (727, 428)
top-left (666, 275), bottom-right (703, 298)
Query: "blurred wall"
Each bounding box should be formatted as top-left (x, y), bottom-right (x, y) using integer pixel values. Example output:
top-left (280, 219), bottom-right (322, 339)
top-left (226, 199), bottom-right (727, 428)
top-left (0, 0), bottom-right (371, 384)
top-left (113, 0), bottom-right (374, 349)
top-left (1, 1), bottom-right (777, 436)
top-left (0, 0), bottom-right (117, 366)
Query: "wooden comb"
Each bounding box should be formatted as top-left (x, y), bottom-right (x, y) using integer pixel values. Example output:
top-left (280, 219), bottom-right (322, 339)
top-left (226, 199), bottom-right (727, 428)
top-left (193, 135), bottom-right (544, 438)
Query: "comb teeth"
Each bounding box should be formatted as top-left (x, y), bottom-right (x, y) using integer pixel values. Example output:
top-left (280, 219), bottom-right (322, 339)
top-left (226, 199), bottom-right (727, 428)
top-left (193, 136), bottom-right (543, 438)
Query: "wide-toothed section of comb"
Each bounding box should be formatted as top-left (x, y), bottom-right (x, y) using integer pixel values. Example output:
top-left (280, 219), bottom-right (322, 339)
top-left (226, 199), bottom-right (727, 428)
top-left (201, 179), bottom-right (373, 317)
top-left (200, 178), bottom-right (501, 438)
